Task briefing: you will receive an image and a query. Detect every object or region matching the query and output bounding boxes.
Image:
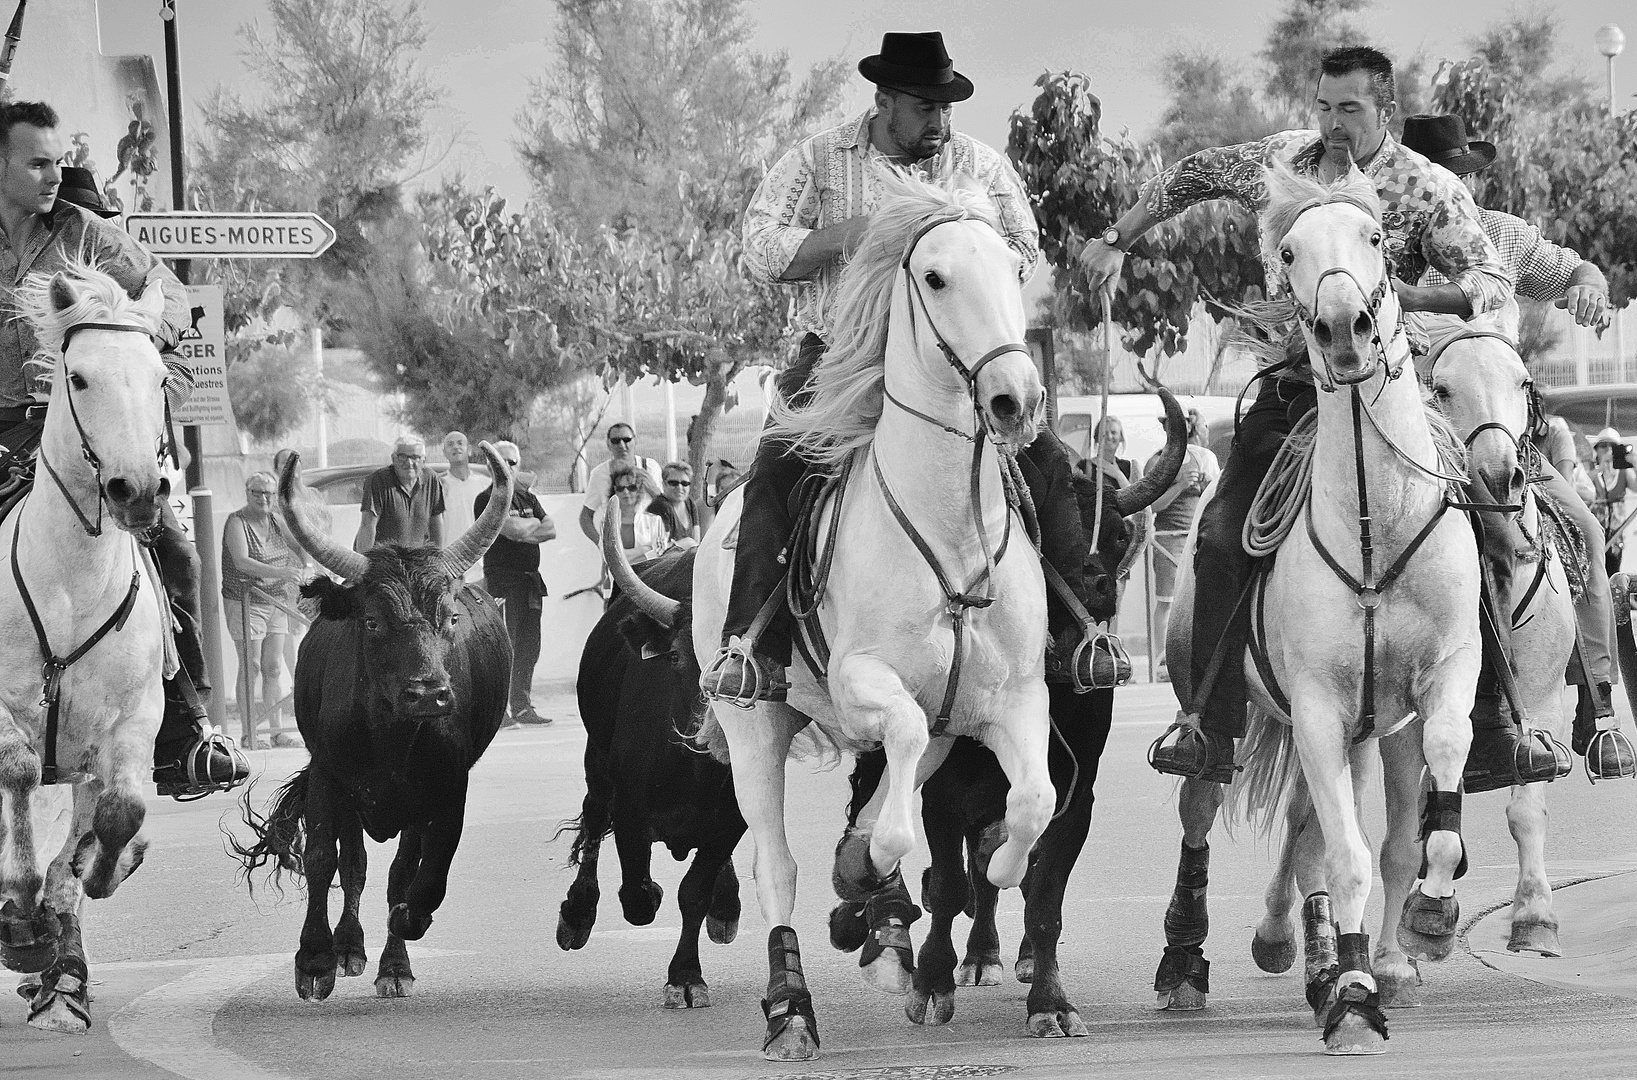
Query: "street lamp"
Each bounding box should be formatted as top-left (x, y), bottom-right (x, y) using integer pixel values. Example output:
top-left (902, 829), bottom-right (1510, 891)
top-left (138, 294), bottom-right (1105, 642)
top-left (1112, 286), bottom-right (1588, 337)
top-left (1597, 24), bottom-right (1625, 117)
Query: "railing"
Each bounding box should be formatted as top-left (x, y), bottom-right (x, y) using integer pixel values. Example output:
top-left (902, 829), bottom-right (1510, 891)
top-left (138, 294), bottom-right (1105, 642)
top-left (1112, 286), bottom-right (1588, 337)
top-left (235, 581), bottom-right (311, 749)
top-left (1532, 356), bottom-right (1633, 389)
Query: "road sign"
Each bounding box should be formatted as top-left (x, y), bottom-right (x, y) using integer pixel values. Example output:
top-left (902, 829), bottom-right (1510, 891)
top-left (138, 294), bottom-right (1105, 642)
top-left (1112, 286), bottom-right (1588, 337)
top-left (125, 212), bottom-right (336, 259)
top-left (171, 284), bottom-right (234, 427)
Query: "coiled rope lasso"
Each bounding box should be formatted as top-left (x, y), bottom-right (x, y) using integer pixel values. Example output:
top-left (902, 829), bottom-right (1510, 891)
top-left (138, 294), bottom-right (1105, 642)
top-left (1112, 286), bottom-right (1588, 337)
top-left (1243, 409), bottom-right (1318, 558)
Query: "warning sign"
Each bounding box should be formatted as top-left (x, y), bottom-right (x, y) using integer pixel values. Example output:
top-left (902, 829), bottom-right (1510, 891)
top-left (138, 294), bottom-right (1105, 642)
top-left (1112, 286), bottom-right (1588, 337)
top-left (171, 285), bottom-right (233, 426)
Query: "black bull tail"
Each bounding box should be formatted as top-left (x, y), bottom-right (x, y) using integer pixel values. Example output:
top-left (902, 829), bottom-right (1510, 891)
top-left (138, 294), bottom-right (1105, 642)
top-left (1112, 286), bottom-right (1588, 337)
top-left (227, 768), bottom-right (310, 895)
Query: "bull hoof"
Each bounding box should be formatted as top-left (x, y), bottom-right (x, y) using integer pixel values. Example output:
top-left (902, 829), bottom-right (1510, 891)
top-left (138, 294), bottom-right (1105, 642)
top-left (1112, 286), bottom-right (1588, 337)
top-left (1156, 984), bottom-right (1207, 1011)
top-left (828, 901), bottom-right (867, 953)
top-left (762, 1016), bottom-right (819, 1061)
top-left (1324, 1013), bottom-right (1387, 1056)
top-left (662, 981), bottom-right (710, 1009)
top-left (905, 987), bottom-right (954, 1026)
top-left (861, 952), bottom-right (914, 995)
top-left (1397, 893), bottom-right (1459, 962)
top-left (334, 930), bottom-right (367, 978)
top-left (387, 903), bottom-right (432, 942)
top-left (556, 908), bottom-right (594, 951)
top-left (706, 915), bottom-right (738, 945)
top-left (1508, 918), bottom-right (1562, 957)
top-left (1014, 956), bottom-right (1035, 984)
top-left (619, 879), bottom-right (664, 926)
top-left (1251, 930), bottom-right (1297, 973)
top-left (374, 973), bottom-right (415, 998)
top-left (296, 968), bottom-right (335, 1002)
top-left (957, 961), bottom-right (1004, 986)
top-left (1028, 1009), bottom-right (1090, 1038)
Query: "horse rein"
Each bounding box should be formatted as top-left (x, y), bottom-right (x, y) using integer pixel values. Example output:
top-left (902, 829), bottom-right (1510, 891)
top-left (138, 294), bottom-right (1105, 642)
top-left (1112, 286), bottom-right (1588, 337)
top-left (39, 321), bottom-right (169, 538)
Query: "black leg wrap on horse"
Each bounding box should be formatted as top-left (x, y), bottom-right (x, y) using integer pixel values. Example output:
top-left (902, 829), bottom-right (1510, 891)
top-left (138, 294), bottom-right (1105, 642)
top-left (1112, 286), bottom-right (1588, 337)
top-left (0, 899), bottom-right (61, 973)
top-left (26, 913), bottom-right (90, 1027)
top-left (1303, 892), bottom-right (1339, 1013)
top-left (1322, 932), bottom-right (1387, 1044)
top-left (832, 828), bottom-right (889, 903)
top-left (1418, 789), bottom-right (1468, 880)
top-left (859, 874), bottom-right (921, 975)
top-left (763, 926), bottom-right (819, 1051)
top-left (1163, 842), bottom-right (1210, 948)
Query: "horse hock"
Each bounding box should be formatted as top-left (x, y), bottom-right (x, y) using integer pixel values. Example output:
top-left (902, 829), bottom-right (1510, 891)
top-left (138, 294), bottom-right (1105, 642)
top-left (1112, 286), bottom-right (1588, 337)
top-left (1321, 932), bottom-right (1388, 1055)
top-left (1155, 840), bottom-right (1210, 1011)
top-left (762, 926), bottom-right (820, 1061)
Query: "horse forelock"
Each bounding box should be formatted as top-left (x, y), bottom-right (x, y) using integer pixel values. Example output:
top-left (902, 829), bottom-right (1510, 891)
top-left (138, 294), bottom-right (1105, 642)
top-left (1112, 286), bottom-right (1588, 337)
top-left (14, 256), bottom-right (166, 384)
top-left (1258, 162), bottom-right (1381, 261)
top-left (765, 173), bottom-right (1004, 470)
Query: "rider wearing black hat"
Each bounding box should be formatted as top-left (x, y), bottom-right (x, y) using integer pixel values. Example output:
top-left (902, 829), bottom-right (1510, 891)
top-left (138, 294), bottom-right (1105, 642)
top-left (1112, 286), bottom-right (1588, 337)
top-left (705, 32), bottom-right (1105, 702)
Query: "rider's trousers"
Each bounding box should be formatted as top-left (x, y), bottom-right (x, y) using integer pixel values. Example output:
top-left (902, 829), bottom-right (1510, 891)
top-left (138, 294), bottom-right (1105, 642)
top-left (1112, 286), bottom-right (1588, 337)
top-left (1535, 469), bottom-right (1614, 686)
top-left (721, 334), bottom-right (1092, 663)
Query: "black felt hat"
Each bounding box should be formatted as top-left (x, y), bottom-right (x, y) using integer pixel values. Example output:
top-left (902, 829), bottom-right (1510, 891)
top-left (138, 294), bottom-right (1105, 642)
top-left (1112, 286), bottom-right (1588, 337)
top-left (858, 31), bottom-right (973, 103)
top-left (55, 166), bottom-right (120, 218)
top-left (1400, 114), bottom-right (1497, 175)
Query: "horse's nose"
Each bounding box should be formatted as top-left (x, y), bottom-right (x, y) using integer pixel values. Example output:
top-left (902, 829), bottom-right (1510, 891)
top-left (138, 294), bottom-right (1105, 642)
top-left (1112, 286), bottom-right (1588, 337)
top-left (104, 476), bottom-right (150, 506)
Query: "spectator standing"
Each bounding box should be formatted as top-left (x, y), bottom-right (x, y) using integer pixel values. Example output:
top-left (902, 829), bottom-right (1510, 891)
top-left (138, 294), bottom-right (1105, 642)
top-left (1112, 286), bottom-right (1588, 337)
top-left (647, 461), bottom-right (700, 544)
top-left (579, 422), bottom-right (664, 542)
top-left (356, 435), bottom-right (445, 553)
top-left (1082, 415), bottom-right (1141, 487)
top-left (1592, 429), bottom-right (1635, 577)
top-left (1145, 412), bottom-right (1221, 679)
top-left (479, 441), bottom-right (556, 726)
top-left (438, 431), bottom-right (491, 582)
top-left (606, 461), bottom-right (672, 566)
top-left (222, 473), bottom-right (306, 745)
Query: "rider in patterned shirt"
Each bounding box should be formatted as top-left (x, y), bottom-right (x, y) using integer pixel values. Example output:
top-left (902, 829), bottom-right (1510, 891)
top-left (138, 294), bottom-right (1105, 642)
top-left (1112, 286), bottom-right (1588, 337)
top-left (1079, 46), bottom-right (1557, 793)
top-left (702, 32), bottom-right (1094, 703)
top-left (1403, 112), bottom-right (1629, 778)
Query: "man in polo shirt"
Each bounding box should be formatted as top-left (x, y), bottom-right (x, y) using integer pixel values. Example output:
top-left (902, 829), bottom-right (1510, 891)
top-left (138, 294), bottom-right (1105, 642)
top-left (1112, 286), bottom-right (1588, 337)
top-left (355, 435), bottom-right (445, 552)
top-left (479, 441), bottom-right (555, 725)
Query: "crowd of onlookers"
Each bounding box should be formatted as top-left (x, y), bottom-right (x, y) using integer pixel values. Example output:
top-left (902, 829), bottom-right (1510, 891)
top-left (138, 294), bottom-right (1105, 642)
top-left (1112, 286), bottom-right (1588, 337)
top-left (218, 422), bottom-right (741, 742)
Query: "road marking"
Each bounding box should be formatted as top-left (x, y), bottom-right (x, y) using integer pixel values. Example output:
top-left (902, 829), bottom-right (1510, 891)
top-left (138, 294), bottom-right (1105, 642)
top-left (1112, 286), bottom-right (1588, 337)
top-left (106, 948), bottom-right (467, 1079)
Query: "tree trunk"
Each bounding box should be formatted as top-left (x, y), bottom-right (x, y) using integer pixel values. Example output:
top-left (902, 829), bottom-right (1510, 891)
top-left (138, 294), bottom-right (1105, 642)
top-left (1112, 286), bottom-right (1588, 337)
top-left (688, 353), bottom-right (738, 533)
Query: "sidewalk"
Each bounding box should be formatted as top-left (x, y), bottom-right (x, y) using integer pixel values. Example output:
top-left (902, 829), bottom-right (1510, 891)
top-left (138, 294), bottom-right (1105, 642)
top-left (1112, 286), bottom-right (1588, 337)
top-left (1469, 869), bottom-right (1637, 999)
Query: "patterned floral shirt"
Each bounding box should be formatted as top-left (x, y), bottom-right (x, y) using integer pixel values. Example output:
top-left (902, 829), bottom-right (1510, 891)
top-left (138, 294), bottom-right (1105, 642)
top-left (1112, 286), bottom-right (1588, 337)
top-left (1141, 130), bottom-right (1511, 316)
top-left (742, 107), bottom-right (1039, 338)
top-left (1421, 208), bottom-right (1581, 301)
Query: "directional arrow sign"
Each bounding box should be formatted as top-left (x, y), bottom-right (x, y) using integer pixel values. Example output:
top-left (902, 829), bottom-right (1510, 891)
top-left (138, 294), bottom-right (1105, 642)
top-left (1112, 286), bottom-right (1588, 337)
top-left (124, 212), bottom-right (337, 259)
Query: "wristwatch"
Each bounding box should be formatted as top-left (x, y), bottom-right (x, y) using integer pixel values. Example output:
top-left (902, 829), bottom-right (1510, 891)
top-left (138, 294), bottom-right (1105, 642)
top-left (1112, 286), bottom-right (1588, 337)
top-left (1101, 226), bottom-right (1123, 251)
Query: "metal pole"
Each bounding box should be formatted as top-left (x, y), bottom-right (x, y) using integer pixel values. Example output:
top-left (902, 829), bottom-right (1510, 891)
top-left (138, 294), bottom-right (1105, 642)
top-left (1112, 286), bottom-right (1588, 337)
top-left (313, 326), bottom-right (328, 467)
top-left (191, 489), bottom-right (227, 728)
top-left (1611, 55), bottom-right (1619, 118)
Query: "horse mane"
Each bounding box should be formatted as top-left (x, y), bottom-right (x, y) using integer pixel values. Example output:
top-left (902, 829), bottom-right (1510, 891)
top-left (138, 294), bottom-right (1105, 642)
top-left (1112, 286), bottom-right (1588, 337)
top-left (12, 256), bottom-right (166, 385)
top-left (764, 172), bottom-right (1003, 469)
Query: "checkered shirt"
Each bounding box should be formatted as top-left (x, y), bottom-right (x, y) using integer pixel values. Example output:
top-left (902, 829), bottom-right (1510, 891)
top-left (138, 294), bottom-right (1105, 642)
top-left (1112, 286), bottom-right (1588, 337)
top-left (1141, 130), bottom-right (1512, 315)
top-left (1421, 208), bottom-right (1581, 301)
top-left (742, 108), bottom-right (1039, 338)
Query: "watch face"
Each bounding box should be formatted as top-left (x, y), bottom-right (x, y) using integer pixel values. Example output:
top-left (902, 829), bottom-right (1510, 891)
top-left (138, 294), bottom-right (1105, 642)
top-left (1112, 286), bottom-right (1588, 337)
top-left (1102, 228), bottom-right (1121, 247)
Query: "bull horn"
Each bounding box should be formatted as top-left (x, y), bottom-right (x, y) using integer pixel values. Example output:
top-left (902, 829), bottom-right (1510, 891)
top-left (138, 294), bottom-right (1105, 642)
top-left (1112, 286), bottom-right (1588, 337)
top-left (277, 450), bottom-right (369, 581)
top-left (1113, 386), bottom-right (1188, 516)
top-left (601, 495), bottom-right (681, 628)
top-left (437, 441), bottom-right (514, 580)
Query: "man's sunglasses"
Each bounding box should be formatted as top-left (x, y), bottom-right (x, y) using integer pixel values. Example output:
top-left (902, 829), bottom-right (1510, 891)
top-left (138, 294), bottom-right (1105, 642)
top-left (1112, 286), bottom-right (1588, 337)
top-left (665, 479), bottom-right (690, 487)
top-left (609, 436), bottom-right (633, 445)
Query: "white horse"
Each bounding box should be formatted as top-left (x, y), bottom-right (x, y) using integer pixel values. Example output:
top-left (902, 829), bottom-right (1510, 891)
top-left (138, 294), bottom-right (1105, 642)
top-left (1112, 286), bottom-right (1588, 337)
top-left (0, 264), bottom-right (175, 1032)
top-left (689, 176), bottom-right (1051, 1061)
top-left (1163, 166), bottom-right (1482, 1055)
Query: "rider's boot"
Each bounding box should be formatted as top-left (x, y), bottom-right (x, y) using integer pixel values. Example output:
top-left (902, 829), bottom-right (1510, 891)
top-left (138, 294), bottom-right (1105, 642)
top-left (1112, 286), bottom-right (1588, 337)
top-left (701, 338), bottom-right (826, 706)
top-left (1574, 680), bottom-right (1636, 780)
top-left (1462, 685), bottom-right (1570, 794)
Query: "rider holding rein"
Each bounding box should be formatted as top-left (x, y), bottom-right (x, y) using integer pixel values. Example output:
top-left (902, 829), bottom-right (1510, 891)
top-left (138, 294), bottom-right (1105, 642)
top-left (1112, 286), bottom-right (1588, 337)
top-left (0, 101), bottom-right (247, 798)
top-left (1080, 47), bottom-right (1556, 792)
top-left (705, 32), bottom-right (1099, 701)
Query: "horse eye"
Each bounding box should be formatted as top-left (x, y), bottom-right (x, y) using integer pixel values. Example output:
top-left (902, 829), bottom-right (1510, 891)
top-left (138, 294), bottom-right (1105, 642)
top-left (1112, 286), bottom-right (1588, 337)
top-left (363, 617), bottom-right (381, 632)
top-left (1369, 233), bottom-right (1383, 247)
top-left (924, 270), bottom-right (946, 290)
top-left (1432, 385), bottom-right (1449, 399)
top-left (69, 372), bottom-right (88, 390)
top-left (1279, 248), bottom-right (1294, 265)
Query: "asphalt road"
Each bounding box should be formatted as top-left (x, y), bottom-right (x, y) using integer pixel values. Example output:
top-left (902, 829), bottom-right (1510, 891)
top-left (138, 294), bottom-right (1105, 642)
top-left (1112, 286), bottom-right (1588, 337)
top-left (7, 680), bottom-right (1637, 1080)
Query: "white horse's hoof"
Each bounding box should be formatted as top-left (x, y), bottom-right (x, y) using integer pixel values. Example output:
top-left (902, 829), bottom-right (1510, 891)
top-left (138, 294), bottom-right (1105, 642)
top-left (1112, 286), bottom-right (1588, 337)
top-left (1251, 930), bottom-right (1296, 973)
top-left (1155, 984), bottom-right (1206, 1011)
top-left (762, 1016), bottom-right (819, 1061)
top-left (1324, 1018), bottom-right (1387, 1055)
top-left (861, 953), bottom-right (914, 995)
top-left (1507, 919), bottom-right (1562, 957)
top-left (1377, 968), bottom-right (1423, 1008)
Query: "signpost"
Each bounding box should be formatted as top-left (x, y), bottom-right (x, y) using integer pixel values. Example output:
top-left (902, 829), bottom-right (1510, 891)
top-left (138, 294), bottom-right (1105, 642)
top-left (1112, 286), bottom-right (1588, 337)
top-left (126, 211), bottom-right (337, 259)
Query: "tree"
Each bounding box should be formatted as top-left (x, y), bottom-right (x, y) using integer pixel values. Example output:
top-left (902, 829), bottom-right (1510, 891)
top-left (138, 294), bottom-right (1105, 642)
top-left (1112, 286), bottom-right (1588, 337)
top-left (1008, 72), bottom-right (1265, 357)
top-left (1432, 12), bottom-right (1637, 305)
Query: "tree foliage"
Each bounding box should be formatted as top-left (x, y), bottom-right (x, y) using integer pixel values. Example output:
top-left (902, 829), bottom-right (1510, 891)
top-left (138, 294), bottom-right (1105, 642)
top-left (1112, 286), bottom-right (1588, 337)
top-left (1432, 13), bottom-right (1637, 305)
top-left (1008, 71), bottom-right (1264, 358)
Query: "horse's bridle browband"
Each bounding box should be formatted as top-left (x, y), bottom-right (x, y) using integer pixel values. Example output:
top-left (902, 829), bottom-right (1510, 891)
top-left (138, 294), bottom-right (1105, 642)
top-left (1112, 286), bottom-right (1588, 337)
top-left (39, 321), bottom-right (169, 537)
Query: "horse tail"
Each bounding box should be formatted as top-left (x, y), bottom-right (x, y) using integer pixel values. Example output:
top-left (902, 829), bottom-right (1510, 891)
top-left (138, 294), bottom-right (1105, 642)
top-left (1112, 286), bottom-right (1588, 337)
top-left (1227, 707), bottom-right (1300, 841)
top-left (226, 769), bottom-right (309, 897)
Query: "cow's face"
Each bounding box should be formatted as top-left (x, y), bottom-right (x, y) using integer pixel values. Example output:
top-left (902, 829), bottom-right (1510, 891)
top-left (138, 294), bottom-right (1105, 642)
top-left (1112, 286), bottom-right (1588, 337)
top-left (618, 601), bottom-right (701, 725)
top-left (1074, 473), bottom-right (1128, 624)
top-left (311, 550), bottom-right (463, 719)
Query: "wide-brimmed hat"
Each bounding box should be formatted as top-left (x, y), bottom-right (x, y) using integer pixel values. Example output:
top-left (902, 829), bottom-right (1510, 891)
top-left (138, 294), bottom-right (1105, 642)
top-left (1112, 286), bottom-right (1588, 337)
top-left (1400, 114), bottom-right (1496, 175)
top-left (858, 31), bottom-right (973, 103)
top-left (1595, 427), bottom-right (1624, 447)
top-left (54, 166), bottom-right (120, 218)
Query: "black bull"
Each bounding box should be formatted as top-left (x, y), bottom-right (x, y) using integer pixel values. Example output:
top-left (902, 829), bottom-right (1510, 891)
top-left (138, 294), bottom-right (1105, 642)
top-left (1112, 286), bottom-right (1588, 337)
top-left (233, 446), bottom-right (514, 1001)
top-left (556, 549), bottom-right (746, 1008)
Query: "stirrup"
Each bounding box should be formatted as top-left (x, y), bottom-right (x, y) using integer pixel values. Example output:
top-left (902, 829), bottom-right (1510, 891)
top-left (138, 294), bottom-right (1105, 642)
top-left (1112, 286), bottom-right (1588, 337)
top-left (1147, 713), bottom-right (1240, 784)
top-left (1070, 623), bottom-right (1132, 693)
top-left (165, 728), bottom-right (250, 802)
top-left (1585, 726), bottom-right (1637, 784)
top-left (700, 638), bottom-right (785, 709)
